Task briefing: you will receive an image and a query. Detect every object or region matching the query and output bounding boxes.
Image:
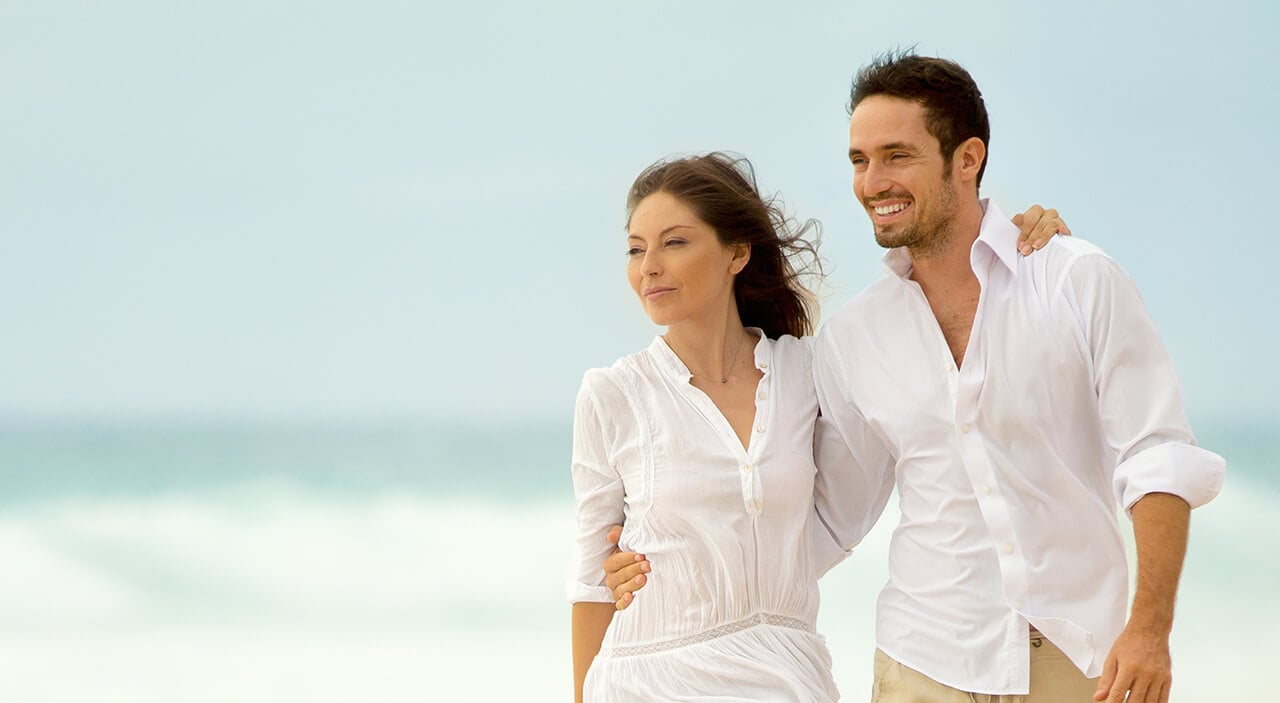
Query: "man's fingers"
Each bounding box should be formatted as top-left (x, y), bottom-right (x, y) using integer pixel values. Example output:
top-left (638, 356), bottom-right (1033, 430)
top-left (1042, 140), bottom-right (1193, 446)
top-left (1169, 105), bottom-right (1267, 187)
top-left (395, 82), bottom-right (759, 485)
top-left (1158, 679), bottom-right (1171, 703)
top-left (1106, 668), bottom-right (1134, 703)
top-left (606, 562), bottom-right (648, 594)
top-left (602, 552), bottom-right (646, 590)
top-left (606, 524), bottom-right (623, 546)
top-left (1094, 656), bottom-right (1117, 702)
top-left (613, 570), bottom-right (650, 611)
top-left (1125, 673), bottom-right (1151, 703)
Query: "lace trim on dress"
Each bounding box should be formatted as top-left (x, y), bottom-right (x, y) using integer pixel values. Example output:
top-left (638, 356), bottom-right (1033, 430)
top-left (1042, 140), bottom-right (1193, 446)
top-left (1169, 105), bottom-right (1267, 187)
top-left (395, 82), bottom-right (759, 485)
top-left (601, 612), bottom-right (815, 658)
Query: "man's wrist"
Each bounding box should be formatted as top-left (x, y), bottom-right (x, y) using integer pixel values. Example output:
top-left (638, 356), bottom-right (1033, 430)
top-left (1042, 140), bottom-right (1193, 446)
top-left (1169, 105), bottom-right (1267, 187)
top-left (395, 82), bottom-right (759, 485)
top-left (1124, 611), bottom-right (1174, 637)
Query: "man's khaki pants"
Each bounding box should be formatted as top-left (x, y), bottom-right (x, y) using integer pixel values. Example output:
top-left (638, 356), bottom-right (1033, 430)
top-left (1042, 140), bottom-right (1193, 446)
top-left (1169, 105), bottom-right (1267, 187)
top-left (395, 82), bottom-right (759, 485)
top-left (871, 632), bottom-right (1100, 702)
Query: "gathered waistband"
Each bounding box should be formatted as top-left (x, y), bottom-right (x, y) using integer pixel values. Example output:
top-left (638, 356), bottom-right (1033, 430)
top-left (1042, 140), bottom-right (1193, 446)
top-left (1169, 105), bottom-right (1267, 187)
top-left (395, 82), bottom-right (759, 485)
top-left (601, 612), bottom-right (815, 658)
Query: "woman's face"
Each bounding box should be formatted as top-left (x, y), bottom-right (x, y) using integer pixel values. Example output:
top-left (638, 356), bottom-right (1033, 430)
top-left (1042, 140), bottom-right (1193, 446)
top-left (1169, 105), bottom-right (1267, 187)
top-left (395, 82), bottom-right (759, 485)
top-left (626, 191), bottom-right (748, 327)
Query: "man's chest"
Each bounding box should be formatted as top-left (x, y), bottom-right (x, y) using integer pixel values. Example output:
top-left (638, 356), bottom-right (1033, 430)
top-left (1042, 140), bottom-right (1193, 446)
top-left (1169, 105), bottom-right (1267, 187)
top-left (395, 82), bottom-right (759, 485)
top-left (839, 292), bottom-right (1094, 459)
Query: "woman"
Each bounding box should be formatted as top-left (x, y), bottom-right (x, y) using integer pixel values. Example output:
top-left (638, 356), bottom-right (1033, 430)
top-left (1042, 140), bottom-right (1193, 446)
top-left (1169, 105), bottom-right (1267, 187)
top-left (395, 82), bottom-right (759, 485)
top-left (568, 152), bottom-right (1064, 702)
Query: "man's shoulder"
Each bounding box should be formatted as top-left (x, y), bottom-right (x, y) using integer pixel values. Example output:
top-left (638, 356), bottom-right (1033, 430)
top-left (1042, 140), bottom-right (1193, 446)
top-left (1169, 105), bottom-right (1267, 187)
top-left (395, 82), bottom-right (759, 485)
top-left (1023, 235), bottom-right (1126, 290)
top-left (1033, 234), bottom-right (1117, 269)
top-left (821, 274), bottom-right (902, 335)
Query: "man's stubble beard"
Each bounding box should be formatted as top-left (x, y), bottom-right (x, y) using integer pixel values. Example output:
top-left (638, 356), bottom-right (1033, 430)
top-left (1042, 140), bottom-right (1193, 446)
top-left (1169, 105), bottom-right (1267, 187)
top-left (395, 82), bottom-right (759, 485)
top-left (873, 173), bottom-right (961, 260)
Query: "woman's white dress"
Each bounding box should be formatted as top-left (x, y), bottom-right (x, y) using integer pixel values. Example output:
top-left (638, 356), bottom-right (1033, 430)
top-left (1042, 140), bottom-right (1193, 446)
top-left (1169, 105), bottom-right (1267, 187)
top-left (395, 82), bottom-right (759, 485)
top-left (568, 332), bottom-right (843, 702)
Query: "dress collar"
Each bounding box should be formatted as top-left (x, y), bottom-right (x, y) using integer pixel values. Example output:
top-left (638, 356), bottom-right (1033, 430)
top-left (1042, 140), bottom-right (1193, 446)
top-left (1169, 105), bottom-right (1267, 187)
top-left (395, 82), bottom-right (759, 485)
top-left (648, 327), bottom-right (770, 382)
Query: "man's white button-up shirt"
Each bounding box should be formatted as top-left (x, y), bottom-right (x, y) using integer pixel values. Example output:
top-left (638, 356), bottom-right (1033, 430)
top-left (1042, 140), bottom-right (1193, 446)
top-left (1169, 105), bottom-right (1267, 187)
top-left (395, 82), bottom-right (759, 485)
top-left (810, 200), bottom-right (1225, 694)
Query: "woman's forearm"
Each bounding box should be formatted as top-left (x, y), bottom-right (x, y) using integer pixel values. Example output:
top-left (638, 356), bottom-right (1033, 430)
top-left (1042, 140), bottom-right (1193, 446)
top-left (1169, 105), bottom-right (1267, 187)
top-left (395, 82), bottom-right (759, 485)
top-left (572, 602), bottom-right (615, 703)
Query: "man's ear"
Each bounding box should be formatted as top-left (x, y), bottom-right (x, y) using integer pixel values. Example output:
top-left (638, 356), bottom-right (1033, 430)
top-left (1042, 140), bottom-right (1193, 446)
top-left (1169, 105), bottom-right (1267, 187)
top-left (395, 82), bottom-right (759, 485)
top-left (955, 136), bottom-right (986, 184)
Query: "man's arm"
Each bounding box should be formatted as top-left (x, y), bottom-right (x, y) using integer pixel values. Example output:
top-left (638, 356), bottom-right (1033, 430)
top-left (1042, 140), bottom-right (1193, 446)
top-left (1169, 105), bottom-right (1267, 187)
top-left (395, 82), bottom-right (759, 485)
top-left (1065, 253), bottom-right (1224, 703)
top-left (810, 328), bottom-right (896, 574)
top-left (1095, 492), bottom-right (1189, 703)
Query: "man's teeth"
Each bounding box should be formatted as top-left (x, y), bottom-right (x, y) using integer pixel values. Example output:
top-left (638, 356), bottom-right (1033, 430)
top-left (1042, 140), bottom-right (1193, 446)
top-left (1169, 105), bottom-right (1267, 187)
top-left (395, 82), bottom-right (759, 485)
top-left (874, 202), bottom-right (909, 215)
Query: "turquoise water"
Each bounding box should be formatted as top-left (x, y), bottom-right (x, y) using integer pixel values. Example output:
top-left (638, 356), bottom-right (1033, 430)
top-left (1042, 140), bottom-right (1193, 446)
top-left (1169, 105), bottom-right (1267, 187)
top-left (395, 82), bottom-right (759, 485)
top-left (0, 420), bottom-right (571, 503)
top-left (0, 420), bottom-right (1275, 701)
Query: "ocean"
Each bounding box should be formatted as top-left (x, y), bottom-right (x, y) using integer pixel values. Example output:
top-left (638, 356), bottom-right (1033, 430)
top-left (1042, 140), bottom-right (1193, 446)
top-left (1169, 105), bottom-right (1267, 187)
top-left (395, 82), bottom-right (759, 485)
top-left (0, 420), bottom-right (1275, 701)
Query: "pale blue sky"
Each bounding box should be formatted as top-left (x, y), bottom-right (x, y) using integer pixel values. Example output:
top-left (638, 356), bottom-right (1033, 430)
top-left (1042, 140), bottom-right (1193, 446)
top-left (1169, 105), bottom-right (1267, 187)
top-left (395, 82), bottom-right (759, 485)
top-left (2, 0), bottom-right (1276, 427)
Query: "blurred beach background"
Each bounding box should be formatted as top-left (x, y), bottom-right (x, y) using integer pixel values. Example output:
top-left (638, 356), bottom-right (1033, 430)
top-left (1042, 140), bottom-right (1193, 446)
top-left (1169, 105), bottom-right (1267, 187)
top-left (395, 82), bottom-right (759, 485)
top-left (2, 1), bottom-right (1277, 700)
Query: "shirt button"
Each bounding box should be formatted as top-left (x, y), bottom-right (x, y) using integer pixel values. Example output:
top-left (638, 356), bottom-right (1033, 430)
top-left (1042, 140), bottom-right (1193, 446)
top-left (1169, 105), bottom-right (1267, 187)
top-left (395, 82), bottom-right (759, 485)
top-left (754, 501), bottom-right (762, 510)
top-left (743, 464), bottom-right (753, 473)
top-left (757, 391), bottom-right (767, 400)
top-left (960, 423), bottom-right (972, 433)
top-left (756, 425), bottom-right (766, 433)
top-left (1004, 544), bottom-right (1015, 555)
top-left (759, 363), bottom-right (768, 369)
top-left (983, 485), bottom-right (992, 495)
top-left (1014, 602), bottom-right (1023, 610)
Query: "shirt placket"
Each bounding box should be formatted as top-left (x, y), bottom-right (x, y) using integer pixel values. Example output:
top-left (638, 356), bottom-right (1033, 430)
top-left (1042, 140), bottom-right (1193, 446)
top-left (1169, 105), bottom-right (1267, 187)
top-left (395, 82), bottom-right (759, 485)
top-left (953, 255), bottom-right (1031, 692)
top-left (740, 360), bottom-right (769, 517)
top-left (675, 351), bottom-right (769, 519)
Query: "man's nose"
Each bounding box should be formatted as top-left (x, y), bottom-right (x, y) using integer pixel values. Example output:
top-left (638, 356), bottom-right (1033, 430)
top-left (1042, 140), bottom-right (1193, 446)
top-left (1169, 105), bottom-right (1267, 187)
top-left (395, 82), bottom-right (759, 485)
top-left (860, 162), bottom-right (892, 196)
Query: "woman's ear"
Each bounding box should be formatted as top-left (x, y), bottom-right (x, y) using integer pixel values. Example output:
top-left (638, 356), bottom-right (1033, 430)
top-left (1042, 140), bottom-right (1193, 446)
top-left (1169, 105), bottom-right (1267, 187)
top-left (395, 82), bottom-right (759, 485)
top-left (730, 243), bottom-right (751, 275)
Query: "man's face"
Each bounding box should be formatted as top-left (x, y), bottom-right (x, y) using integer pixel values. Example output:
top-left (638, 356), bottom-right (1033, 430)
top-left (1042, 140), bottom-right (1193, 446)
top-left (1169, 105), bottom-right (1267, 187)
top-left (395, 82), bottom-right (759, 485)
top-left (847, 95), bottom-right (961, 253)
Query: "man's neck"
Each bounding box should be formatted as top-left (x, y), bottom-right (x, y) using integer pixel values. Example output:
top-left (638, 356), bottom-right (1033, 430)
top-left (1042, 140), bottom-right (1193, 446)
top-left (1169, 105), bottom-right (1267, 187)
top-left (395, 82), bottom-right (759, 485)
top-left (908, 197), bottom-right (986, 287)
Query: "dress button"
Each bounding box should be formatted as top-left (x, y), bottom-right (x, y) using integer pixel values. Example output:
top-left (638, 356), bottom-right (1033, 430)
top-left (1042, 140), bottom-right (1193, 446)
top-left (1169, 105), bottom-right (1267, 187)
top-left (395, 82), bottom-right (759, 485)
top-left (1004, 544), bottom-right (1015, 555)
top-left (754, 501), bottom-right (762, 510)
top-left (756, 425), bottom-right (765, 433)
top-left (743, 464), bottom-right (752, 473)
top-left (960, 423), bottom-right (971, 433)
top-left (983, 485), bottom-right (992, 495)
top-left (759, 362), bottom-right (768, 369)
top-left (758, 391), bottom-right (767, 400)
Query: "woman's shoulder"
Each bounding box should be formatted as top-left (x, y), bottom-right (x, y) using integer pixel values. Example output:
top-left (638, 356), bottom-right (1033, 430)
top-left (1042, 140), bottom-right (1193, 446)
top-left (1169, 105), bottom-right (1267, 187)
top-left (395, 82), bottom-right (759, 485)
top-left (764, 333), bottom-right (816, 367)
top-left (577, 345), bottom-right (658, 405)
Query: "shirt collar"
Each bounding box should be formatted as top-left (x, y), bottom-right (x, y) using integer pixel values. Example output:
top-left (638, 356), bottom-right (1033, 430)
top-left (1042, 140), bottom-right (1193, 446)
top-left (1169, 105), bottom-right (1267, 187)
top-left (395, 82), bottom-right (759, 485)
top-left (878, 199), bottom-right (1021, 279)
top-left (649, 327), bottom-right (770, 381)
top-left (973, 199), bottom-right (1022, 276)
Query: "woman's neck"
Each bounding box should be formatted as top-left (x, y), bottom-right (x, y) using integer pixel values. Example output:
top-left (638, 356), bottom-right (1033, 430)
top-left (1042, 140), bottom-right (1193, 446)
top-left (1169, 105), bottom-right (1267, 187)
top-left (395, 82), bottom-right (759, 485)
top-left (663, 306), bottom-right (754, 383)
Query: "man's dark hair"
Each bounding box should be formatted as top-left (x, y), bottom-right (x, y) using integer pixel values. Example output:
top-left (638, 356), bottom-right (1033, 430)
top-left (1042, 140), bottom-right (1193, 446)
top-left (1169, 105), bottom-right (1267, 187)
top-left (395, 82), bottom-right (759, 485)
top-left (849, 51), bottom-right (991, 188)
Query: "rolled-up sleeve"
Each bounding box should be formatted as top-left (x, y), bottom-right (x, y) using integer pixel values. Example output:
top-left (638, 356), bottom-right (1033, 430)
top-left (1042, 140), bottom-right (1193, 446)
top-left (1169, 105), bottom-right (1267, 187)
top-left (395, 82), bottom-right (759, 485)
top-left (566, 371), bottom-right (626, 604)
top-left (810, 327), bottom-right (896, 576)
top-left (1067, 255), bottom-right (1226, 513)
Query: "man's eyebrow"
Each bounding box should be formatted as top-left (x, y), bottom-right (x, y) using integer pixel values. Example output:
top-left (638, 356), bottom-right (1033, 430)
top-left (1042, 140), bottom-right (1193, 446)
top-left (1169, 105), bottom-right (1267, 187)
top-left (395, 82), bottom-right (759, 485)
top-left (849, 142), bottom-right (916, 159)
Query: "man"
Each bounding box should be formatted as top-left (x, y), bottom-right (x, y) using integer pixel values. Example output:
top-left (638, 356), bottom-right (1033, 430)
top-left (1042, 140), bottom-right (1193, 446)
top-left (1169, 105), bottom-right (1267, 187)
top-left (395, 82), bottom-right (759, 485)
top-left (605, 52), bottom-right (1224, 702)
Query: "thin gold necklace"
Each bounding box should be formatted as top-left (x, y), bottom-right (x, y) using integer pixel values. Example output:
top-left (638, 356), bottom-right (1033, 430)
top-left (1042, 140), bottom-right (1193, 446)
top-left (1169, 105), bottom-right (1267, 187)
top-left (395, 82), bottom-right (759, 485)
top-left (682, 332), bottom-right (749, 384)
